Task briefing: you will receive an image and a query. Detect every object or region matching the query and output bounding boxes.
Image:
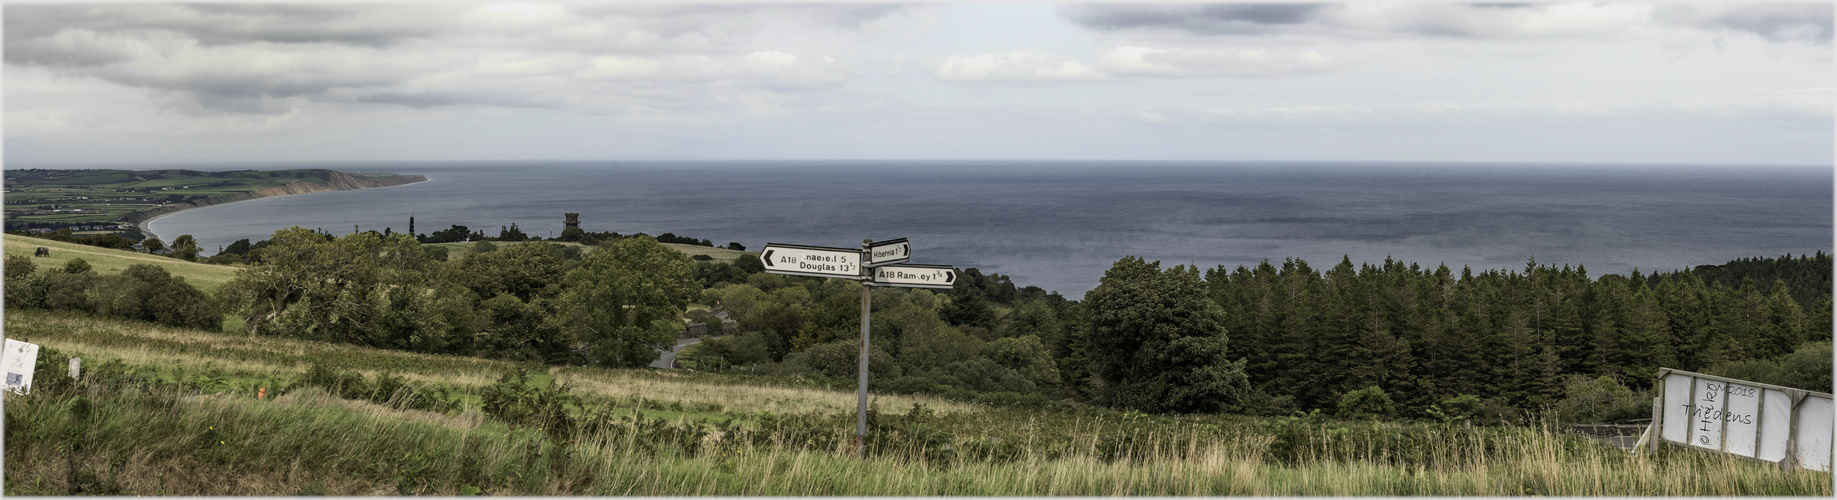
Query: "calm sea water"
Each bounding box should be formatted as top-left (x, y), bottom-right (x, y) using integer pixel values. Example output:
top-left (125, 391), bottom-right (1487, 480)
top-left (121, 161), bottom-right (1831, 298)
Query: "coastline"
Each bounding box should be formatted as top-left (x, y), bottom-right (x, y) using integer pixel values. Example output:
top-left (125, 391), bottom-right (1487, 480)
top-left (138, 172), bottom-right (430, 244)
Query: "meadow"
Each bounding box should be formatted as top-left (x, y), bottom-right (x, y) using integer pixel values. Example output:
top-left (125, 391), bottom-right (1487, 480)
top-left (4, 307), bottom-right (1830, 496)
top-left (3, 235), bottom-right (240, 294)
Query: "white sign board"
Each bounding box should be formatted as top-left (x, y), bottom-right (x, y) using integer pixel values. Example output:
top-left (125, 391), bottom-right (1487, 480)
top-left (760, 243), bottom-right (863, 279)
top-left (2, 339), bottom-right (41, 394)
top-left (865, 238), bottom-right (910, 267)
top-left (1656, 368), bottom-right (1832, 471)
top-left (871, 264), bottom-right (957, 289)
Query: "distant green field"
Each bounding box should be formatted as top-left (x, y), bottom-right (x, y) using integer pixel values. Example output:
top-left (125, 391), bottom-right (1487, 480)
top-left (3, 168), bottom-right (380, 225)
top-left (2, 234), bottom-right (241, 294)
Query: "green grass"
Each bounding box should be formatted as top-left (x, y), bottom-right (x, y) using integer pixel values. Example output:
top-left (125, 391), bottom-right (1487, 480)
top-left (3, 234), bottom-right (242, 294)
top-left (4, 308), bottom-right (1829, 496)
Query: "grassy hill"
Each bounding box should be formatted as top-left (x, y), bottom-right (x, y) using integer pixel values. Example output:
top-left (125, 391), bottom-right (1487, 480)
top-left (4, 308), bottom-right (1828, 495)
top-left (4, 234), bottom-right (240, 294)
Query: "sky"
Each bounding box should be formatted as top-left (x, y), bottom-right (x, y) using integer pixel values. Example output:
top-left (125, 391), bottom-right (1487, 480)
top-left (4, 2), bottom-right (1832, 166)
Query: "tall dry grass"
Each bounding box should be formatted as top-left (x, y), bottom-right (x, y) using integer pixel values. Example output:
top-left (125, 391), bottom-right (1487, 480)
top-left (5, 308), bottom-right (1830, 496)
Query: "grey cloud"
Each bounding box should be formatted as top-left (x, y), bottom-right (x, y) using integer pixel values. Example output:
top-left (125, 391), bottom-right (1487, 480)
top-left (4, 4), bottom-right (450, 48)
top-left (338, 91), bottom-right (555, 110)
top-left (5, 3), bottom-right (878, 116)
top-left (1059, 4), bottom-right (1326, 35)
top-left (5, 33), bottom-right (136, 67)
top-left (1659, 4), bottom-right (1833, 43)
top-left (1062, 3), bottom-right (1833, 44)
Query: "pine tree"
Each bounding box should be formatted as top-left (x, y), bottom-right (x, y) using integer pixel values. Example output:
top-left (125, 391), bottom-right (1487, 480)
top-left (1762, 278), bottom-right (1806, 357)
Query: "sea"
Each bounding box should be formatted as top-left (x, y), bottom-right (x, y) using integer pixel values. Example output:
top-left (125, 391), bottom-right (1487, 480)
top-left (81, 160), bottom-right (1833, 298)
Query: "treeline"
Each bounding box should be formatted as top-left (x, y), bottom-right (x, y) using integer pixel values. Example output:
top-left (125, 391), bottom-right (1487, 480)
top-left (8, 228), bottom-right (140, 252)
top-left (415, 222), bottom-right (741, 250)
top-left (1208, 256), bottom-right (1832, 421)
top-left (1682, 252), bottom-right (1831, 309)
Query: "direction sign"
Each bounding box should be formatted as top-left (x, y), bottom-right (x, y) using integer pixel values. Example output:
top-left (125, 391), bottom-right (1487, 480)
top-left (866, 238), bottom-right (911, 266)
top-left (871, 264), bottom-right (957, 289)
top-left (760, 243), bottom-right (863, 279)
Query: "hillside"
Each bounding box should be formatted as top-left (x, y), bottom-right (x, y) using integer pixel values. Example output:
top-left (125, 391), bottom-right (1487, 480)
top-left (3, 234), bottom-right (240, 294)
top-left (6, 169), bottom-right (424, 229)
top-left (4, 309), bottom-right (1828, 496)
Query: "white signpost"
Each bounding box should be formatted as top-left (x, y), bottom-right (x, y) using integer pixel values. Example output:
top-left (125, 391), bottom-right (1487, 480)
top-left (3, 339), bottom-right (42, 395)
top-left (1651, 368), bottom-right (1833, 472)
top-left (872, 264), bottom-right (956, 289)
top-left (759, 238), bottom-right (959, 456)
top-left (866, 238), bottom-right (911, 266)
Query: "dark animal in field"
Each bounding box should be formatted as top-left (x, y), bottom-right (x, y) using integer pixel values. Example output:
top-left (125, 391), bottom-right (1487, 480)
top-left (34, 247), bottom-right (49, 257)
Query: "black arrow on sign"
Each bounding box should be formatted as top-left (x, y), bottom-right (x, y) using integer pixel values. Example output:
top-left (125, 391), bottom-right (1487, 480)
top-left (944, 271), bottom-right (954, 283)
top-left (762, 249), bottom-right (775, 267)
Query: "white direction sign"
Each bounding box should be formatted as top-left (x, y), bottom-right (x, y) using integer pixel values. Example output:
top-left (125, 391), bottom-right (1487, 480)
top-left (871, 264), bottom-right (957, 289)
top-left (760, 243), bottom-right (863, 279)
top-left (866, 238), bottom-right (911, 266)
top-left (3, 339), bottom-right (41, 394)
top-left (1656, 368), bottom-right (1833, 472)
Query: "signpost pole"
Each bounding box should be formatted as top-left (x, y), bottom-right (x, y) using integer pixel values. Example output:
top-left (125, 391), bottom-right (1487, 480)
top-left (856, 239), bottom-right (872, 457)
top-left (760, 237), bottom-right (955, 459)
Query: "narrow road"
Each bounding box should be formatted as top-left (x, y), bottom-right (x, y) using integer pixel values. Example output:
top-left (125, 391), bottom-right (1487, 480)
top-left (650, 337), bottom-right (705, 369)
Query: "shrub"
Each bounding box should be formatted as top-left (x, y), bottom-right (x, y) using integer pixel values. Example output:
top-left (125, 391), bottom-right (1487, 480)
top-left (6, 254), bottom-right (36, 280)
top-left (92, 264), bottom-right (220, 331)
top-left (42, 270), bottom-right (97, 312)
top-left (796, 340), bottom-right (901, 380)
top-left (61, 258), bottom-right (91, 274)
top-left (5, 255), bottom-right (47, 309)
top-left (479, 368), bottom-right (575, 440)
top-left (1553, 375), bottom-right (1649, 424)
top-left (1706, 341), bottom-right (1833, 393)
top-left (1337, 385), bottom-right (1396, 419)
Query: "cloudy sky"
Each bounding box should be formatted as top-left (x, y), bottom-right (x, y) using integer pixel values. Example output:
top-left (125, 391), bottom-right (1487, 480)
top-left (5, 2), bottom-right (1832, 165)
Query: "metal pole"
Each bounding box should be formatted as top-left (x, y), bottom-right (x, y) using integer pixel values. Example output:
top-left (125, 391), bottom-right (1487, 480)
top-left (856, 239), bottom-right (872, 457)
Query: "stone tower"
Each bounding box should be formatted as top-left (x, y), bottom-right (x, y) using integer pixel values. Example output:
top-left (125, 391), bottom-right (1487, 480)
top-left (564, 213), bottom-right (580, 229)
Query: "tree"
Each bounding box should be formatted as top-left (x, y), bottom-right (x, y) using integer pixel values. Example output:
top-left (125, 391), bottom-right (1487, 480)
top-left (553, 236), bottom-right (698, 368)
top-left (558, 226), bottom-right (586, 242)
top-left (170, 234), bottom-right (201, 261)
top-left (142, 237), bottom-right (165, 253)
top-left (498, 223), bottom-right (529, 241)
top-left (940, 288), bottom-right (996, 330)
top-left (1083, 256), bottom-right (1253, 413)
top-left (220, 227), bottom-right (432, 343)
top-left (222, 238), bottom-right (254, 256)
